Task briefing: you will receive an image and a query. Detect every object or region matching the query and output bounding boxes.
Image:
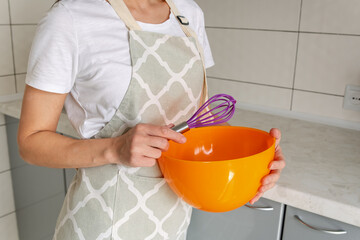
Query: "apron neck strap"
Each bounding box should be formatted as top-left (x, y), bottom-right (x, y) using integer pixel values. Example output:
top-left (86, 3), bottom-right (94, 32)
top-left (108, 0), bottom-right (142, 30)
top-left (108, 0), bottom-right (195, 38)
top-left (164, 0), bottom-right (193, 38)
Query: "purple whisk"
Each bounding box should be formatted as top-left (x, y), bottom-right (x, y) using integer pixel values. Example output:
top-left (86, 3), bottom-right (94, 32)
top-left (172, 94), bottom-right (236, 133)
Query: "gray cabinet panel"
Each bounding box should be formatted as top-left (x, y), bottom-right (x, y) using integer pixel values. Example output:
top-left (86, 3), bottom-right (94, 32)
top-left (282, 206), bottom-right (360, 240)
top-left (5, 117), bottom-right (26, 169)
top-left (11, 164), bottom-right (64, 209)
top-left (65, 168), bottom-right (77, 190)
top-left (16, 193), bottom-right (64, 240)
top-left (187, 198), bottom-right (284, 240)
top-left (5, 116), bottom-right (19, 125)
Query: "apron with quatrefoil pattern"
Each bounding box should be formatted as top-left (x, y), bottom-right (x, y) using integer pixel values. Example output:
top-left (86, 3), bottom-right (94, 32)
top-left (53, 0), bottom-right (209, 239)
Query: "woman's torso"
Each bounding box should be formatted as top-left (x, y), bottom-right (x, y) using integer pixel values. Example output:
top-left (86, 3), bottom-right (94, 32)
top-left (26, 0), bottom-right (213, 139)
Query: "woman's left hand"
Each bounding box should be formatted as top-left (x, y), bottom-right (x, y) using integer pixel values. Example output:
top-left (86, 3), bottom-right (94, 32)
top-left (249, 128), bottom-right (285, 204)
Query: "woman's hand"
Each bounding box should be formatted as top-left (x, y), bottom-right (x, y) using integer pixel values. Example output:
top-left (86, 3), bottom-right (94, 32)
top-left (112, 123), bottom-right (186, 167)
top-left (249, 128), bottom-right (285, 204)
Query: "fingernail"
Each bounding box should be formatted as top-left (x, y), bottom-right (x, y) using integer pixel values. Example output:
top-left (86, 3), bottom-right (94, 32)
top-left (181, 136), bottom-right (186, 143)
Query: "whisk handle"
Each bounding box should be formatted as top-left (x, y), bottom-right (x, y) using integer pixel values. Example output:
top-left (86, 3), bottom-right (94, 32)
top-left (171, 122), bottom-right (189, 133)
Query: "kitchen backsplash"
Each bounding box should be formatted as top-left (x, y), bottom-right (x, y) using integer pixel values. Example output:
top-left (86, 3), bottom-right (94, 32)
top-left (196, 0), bottom-right (360, 127)
top-left (1, 0), bottom-right (360, 126)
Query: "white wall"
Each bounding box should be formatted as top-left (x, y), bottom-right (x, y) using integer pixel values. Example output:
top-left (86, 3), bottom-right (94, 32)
top-left (0, 0), bottom-right (54, 238)
top-left (0, 0), bottom-right (53, 96)
top-left (196, 0), bottom-right (360, 127)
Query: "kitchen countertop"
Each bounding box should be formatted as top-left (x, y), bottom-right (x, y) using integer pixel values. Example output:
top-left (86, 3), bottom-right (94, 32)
top-left (1, 97), bottom-right (359, 228)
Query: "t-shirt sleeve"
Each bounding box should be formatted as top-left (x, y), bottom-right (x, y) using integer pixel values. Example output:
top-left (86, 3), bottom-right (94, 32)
top-left (25, 2), bottom-right (78, 94)
top-left (194, 3), bottom-right (215, 69)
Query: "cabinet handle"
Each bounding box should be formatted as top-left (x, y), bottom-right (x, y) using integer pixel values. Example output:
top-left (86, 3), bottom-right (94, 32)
top-left (294, 215), bottom-right (347, 235)
top-left (245, 204), bottom-right (274, 211)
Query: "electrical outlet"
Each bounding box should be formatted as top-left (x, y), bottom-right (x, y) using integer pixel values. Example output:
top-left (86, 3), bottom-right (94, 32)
top-left (343, 85), bottom-right (360, 111)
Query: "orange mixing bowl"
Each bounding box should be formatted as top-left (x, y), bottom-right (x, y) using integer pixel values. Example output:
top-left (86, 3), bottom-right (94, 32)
top-left (158, 126), bottom-right (275, 212)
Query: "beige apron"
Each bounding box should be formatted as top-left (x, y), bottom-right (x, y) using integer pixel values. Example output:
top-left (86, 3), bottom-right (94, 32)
top-left (53, 0), bottom-right (208, 239)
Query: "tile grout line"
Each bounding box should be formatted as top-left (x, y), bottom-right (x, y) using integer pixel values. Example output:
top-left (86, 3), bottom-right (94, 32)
top-left (205, 26), bottom-right (297, 34)
top-left (290, 0), bottom-right (303, 111)
top-left (10, 23), bottom-right (38, 26)
top-left (208, 76), bottom-right (344, 98)
top-left (7, 0), bottom-right (17, 92)
top-left (208, 75), bottom-right (292, 90)
top-left (0, 23), bottom-right (38, 26)
top-left (205, 26), bottom-right (360, 37)
top-left (13, 191), bottom-right (64, 213)
top-left (0, 210), bottom-right (16, 219)
top-left (0, 168), bottom-right (11, 175)
top-left (0, 73), bottom-right (16, 78)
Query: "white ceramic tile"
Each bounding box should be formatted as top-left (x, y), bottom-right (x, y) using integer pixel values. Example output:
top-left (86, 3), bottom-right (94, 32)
top-left (0, 0), bottom-right (10, 24)
top-left (195, 0), bottom-right (301, 31)
top-left (300, 0), bottom-right (360, 35)
top-left (9, 0), bottom-right (53, 24)
top-left (12, 25), bottom-right (37, 74)
top-left (292, 90), bottom-right (360, 123)
top-left (0, 75), bottom-right (16, 96)
top-left (295, 33), bottom-right (360, 96)
top-left (0, 171), bottom-right (16, 217)
top-left (0, 26), bottom-right (14, 76)
top-left (206, 28), bottom-right (297, 88)
top-left (0, 213), bottom-right (19, 240)
top-left (15, 74), bottom-right (26, 93)
top-left (208, 77), bottom-right (292, 110)
top-left (0, 126), bottom-right (11, 172)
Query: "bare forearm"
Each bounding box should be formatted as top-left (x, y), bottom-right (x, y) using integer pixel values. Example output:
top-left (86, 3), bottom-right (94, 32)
top-left (18, 131), bottom-right (118, 168)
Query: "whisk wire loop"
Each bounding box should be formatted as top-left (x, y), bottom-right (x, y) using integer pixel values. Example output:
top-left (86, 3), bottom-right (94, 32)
top-left (172, 94), bottom-right (236, 133)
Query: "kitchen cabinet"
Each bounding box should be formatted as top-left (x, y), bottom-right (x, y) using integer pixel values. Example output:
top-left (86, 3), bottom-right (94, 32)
top-left (187, 198), bottom-right (284, 240)
top-left (282, 206), bottom-right (360, 240)
top-left (5, 116), bottom-right (65, 240)
top-left (3, 115), bottom-right (360, 240)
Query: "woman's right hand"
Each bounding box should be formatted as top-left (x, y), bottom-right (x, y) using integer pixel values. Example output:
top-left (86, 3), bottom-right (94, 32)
top-left (111, 123), bottom-right (186, 167)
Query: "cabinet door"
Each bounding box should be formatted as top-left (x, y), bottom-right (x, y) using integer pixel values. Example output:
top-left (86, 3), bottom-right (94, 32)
top-left (282, 206), bottom-right (360, 240)
top-left (5, 117), bottom-right (66, 240)
top-left (186, 198), bottom-right (284, 240)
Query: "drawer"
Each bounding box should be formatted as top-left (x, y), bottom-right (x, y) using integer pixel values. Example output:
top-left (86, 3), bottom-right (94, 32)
top-left (282, 206), bottom-right (360, 240)
top-left (187, 198), bottom-right (284, 240)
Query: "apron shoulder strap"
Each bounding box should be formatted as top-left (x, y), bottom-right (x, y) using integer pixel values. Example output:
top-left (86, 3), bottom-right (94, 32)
top-left (108, 0), bottom-right (142, 30)
top-left (164, 0), bottom-right (209, 105)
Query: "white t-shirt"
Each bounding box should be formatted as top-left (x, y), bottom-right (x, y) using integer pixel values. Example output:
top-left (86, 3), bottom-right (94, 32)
top-left (25, 0), bottom-right (214, 139)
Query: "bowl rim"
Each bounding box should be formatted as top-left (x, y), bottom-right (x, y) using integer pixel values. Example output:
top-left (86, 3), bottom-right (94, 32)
top-left (160, 126), bottom-right (276, 163)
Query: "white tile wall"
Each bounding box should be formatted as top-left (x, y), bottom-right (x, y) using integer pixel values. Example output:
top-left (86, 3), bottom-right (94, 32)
top-left (295, 33), bottom-right (360, 96)
top-left (206, 28), bottom-right (298, 88)
top-left (0, 26), bottom-right (14, 76)
top-left (200, 0), bottom-right (360, 125)
top-left (195, 0), bottom-right (301, 31)
top-left (0, 213), bottom-right (19, 240)
top-left (0, 171), bottom-right (16, 217)
top-left (12, 25), bottom-right (37, 74)
top-left (15, 74), bottom-right (26, 93)
top-left (300, 0), bottom-right (360, 35)
top-left (0, 125), bottom-right (11, 173)
top-left (0, 75), bottom-right (16, 96)
top-left (292, 90), bottom-right (360, 122)
top-left (208, 77), bottom-right (292, 110)
top-left (9, 0), bottom-right (54, 24)
top-left (0, 0), bottom-right (10, 24)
